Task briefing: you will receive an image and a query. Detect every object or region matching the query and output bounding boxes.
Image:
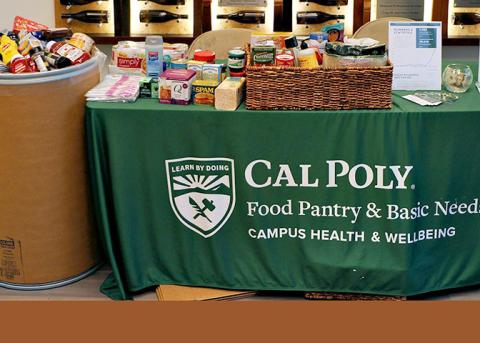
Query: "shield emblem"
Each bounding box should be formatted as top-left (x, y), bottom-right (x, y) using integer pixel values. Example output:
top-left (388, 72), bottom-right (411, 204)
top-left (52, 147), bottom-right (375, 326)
top-left (165, 157), bottom-right (236, 238)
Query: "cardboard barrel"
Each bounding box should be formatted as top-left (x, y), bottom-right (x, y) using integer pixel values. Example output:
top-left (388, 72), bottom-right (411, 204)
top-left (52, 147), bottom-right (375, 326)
top-left (0, 58), bottom-right (101, 289)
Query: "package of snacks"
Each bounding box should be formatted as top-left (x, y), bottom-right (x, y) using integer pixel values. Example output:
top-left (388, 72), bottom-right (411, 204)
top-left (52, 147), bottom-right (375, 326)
top-left (110, 41), bottom-right (146, 75)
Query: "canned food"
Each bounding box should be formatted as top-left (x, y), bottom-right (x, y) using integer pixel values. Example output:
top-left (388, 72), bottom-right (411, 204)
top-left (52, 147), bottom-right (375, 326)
top-left (69, 33), bottom-right (95, 54)
top-left (228, 49), bottom-right (246, 74)
top-left (275, 53), bottom-right (295, 66)
top-left (171, 59), bottom-right (188, 69)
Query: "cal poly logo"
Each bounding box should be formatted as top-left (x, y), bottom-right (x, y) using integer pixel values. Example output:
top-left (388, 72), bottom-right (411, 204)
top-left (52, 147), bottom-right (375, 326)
top-left (165, 157), bottom-right (236, 238)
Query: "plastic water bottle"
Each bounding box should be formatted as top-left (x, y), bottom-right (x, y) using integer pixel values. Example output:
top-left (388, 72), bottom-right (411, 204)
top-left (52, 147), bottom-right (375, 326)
top-left (145, 36), bottom-right (163, 79)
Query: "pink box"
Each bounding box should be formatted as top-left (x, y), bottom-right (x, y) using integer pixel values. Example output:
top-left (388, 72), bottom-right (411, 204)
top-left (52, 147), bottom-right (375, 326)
top-left (159, 69), bottom-right (196, 105)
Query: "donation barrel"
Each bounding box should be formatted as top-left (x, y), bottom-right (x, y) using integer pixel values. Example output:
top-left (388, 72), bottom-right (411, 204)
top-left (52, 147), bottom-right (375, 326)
top-left (0, 57), bottom-right (101, 289)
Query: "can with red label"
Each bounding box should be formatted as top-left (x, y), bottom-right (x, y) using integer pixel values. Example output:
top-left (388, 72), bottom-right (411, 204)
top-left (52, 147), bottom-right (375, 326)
top-left (275, 53), bottom-right (295, 66)
top-left (9, 54), bottom-right (33, 74)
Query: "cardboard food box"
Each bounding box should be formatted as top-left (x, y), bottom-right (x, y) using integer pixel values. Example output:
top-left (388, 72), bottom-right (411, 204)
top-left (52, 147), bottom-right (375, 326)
top-left (202, 64), bottom-right (223, 83)
top-left (139, 77), bottom-right (159, 99)
top-left (159, 69), bottom-right (196, 105)
top-left (187, 60), bottom-right (205, 79)
top-left (192, 80), bottom-right (219, 106)
top-left (252, 45), bottom-right (276, 66)
top-left (215, 77), bottom-right (246, 111)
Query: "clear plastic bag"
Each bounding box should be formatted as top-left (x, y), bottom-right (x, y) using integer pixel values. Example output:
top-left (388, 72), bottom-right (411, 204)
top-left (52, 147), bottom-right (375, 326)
top-left (85, 74), bottom-right (143, 102)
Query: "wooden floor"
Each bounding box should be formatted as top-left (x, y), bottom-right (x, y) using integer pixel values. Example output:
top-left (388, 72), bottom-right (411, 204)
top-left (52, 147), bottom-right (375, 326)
top-left (1, 266), bottom-right (480, 301)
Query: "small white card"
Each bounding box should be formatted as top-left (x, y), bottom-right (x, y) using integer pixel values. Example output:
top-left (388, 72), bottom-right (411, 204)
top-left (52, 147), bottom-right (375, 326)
top-left (389, 22), bottom-right (442, 91)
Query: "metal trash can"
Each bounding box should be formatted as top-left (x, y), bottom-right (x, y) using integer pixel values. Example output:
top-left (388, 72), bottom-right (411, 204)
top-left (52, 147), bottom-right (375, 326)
top-left (0, 57), bottom-right (101, 290)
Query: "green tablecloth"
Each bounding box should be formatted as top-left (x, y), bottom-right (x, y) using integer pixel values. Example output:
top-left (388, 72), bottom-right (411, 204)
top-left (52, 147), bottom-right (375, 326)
top-left (86, 63), bottom-right (480, 300)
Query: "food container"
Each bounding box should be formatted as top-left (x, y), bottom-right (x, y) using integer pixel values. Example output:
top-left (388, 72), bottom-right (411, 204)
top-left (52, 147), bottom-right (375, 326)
top-left (139, 77), bottom-right (159, 98)
top-left (0, 56), bottom-right (102, 289)
top-left (69, 33), bottom-right (95, 54)
top-left (159, 69), bottom-right (196, 105)
top-left (228, 49), bottom-right (246, 74)
top-left (442, 64), bottom-right (473, 93)
top-left (202, 63), bottom-right (223, 83)
top-left (193, 50), bottom-right (216, 63)
top-left (252, 45), bottom-right (275, 66)
top-left (187, 60), bottom-right (205, 79)
top-left (192, 80), bottom-right (219, 106)
top-left (171, 59), bottom-right (188, 69)
top-left (110, 41), bottom-right (145, 75)
top-left (297, 48), bottom-right (319, 68)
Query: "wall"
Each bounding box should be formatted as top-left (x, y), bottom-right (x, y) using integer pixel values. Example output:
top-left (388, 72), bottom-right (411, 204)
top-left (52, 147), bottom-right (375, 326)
top-left (0, 0), bottom-right (55, 29)
top-left (0, 1), bottom-right (477, 63)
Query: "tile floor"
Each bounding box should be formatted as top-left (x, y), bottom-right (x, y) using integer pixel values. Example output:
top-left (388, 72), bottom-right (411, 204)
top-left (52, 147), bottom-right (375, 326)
top-left (0, 266), bottom-right (479, 301)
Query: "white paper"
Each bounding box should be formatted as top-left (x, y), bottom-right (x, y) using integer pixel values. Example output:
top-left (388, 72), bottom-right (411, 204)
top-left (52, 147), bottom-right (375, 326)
top-left (403, 94), bottom-right (442, 106)
top-left (389, 22), bottom-right (442, 91)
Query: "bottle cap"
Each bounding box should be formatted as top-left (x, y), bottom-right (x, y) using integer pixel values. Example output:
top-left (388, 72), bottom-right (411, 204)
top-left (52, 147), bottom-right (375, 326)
top-left (300, 39), bottom-right (310, 50)
top-left (46, 41), bottom-right (57, 52)
top-left (29, 46), bottom-right (43, 57)
top-left (228, 49), bottom-right (245, 58)
top-left (57, 55), bottom-right (72, 68)
top-left (194, 50), bottom-right (216, 62)
top-left (285, 36), bottom-right (298, 49)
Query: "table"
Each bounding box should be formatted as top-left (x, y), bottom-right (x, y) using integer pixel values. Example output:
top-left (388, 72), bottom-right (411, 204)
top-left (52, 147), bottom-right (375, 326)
top-left (86, 63), bottom-right (480, 300)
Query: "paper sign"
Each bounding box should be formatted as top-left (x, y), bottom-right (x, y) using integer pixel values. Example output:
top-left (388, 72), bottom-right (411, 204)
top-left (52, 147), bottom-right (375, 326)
top-left (389, 22), bottom-right (442, 91)
top-left (376, 0), bottom-right (425, 20)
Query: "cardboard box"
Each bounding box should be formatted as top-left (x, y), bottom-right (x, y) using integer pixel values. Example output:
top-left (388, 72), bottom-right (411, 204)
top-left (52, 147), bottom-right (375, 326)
top-left (159, 69), bottom-right (196, 105)
top-left (215, 77), bottom-right (246, 111)
top-left (139, 77), bottom-right (158, 99)
top-left (156, 285), bottom-right (256, 301)
top-left (202, 64), bottom-right (223, 83)
top-left (0, 63), bottom-right (100, 286)
top-left (187, 60), bottom-right (205, 79)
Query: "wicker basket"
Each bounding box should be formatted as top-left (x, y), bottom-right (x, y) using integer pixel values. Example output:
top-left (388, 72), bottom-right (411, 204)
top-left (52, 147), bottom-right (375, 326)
top-left (245, 53), bottom-right (393, 111)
